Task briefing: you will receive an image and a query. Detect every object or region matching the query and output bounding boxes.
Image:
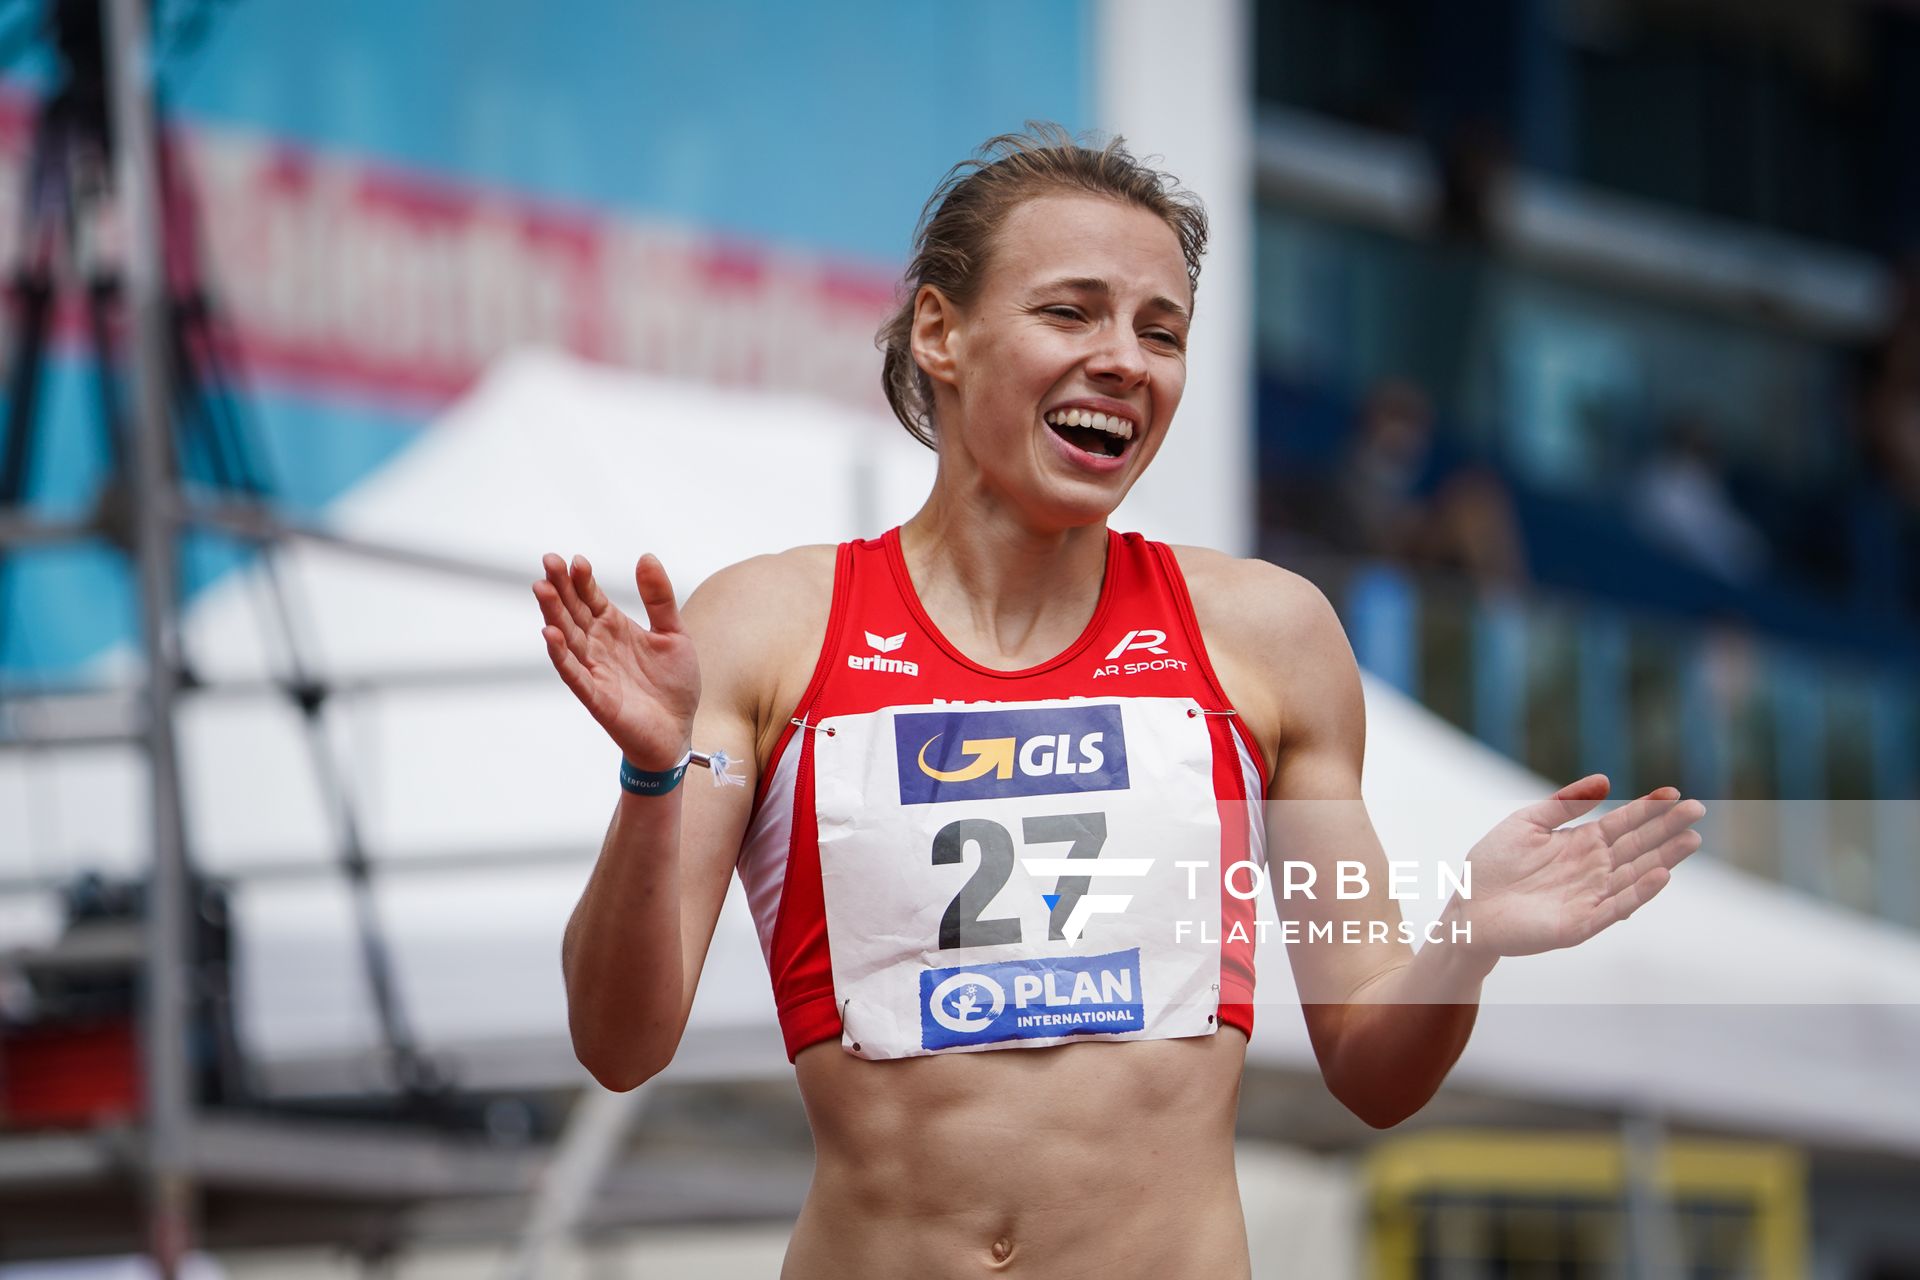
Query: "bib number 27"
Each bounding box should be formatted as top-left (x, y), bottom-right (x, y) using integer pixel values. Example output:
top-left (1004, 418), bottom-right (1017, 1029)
top-left (932, 812), bottom-right (1107, 949)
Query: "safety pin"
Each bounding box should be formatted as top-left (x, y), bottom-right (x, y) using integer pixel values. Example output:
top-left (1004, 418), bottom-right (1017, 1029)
top-left (689, 747), bottom-right (748, 786)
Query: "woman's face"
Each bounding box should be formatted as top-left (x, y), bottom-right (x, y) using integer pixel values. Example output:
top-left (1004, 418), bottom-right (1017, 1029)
top-left (913, 193), bottom-right (1192, 530)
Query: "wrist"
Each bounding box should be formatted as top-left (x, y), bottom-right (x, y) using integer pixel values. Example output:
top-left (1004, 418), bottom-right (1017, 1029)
top-left (1436, 893), bottom-right (1499, 980)
top-left (621, 734), bottom-right (693, 773)
top-left (619, 747), bottom-right (692, 797)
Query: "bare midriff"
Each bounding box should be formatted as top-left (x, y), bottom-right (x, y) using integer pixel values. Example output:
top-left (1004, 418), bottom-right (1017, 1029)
top-left (778, 1023), bottom-right (1254, 1280)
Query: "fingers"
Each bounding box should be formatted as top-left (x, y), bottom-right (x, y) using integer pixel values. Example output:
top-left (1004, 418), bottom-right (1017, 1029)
top-left (532, 576), bottom-right (582, 645)
top-left (635, 553), bottom-right (684, 634)
top-left (532, 578), bottom-right (588, 661)
top-left (535, 547), bottom-right (679, 651)
top-left (1606, 825), bottom-right (1702, 898)
top-left (1606, 795), bottom-right (1706, 871)
top-left (541, 623), bottom-right (595, 703)
top-left (571, 555), bottom-right (613, 618)
top-left (542, 553), bottom-right (595, 633)
top-left (1587, 865), bottom-right (1672, 939)
top-left (1563, 789), bottom-right (1705, 945)
top-left (1517, 773), bottom-right (1610, 830)
top-left (1594, 785), bottom-right (1682, 847)
top-left (1589, 809), bottom-right (1706, 938)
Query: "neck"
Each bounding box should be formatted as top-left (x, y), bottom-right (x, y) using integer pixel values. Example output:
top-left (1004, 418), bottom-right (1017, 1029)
top-left (897, 489), bottom-right (1110, 668)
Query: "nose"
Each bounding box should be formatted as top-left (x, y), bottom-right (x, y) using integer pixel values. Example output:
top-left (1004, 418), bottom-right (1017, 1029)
top-left (1083, 324), bottom-right (1149, 387)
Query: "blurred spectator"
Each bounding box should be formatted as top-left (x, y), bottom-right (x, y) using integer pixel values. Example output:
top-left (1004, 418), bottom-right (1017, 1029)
top-left (1423, 121), bottom-right (1510, 415)
top-left (1331, 379), bottom-right (1529, 592)
top-left (1862, 364), bottom-right (1920, 508)
top-left (1843, 255), bottom-right (1920, 613)
top-left (1628, 415), bottom-right (1772, 587)
top-left (1859, 263), bottom-right (1920, 508)
top-left (1431, 119), bottom-right (1512, 246)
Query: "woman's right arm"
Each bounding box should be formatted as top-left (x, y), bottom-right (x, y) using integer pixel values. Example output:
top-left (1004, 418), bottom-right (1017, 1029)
top-left (533, 550), bottom-right (769, 1091)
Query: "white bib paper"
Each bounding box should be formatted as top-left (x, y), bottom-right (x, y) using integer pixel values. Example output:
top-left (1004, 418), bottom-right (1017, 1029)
top-left (812, 695), bottom-right (1223, 1060)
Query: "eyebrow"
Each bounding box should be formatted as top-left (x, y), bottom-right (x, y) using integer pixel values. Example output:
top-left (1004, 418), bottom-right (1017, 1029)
top-left (1031, 276), bottom-right (1191, 322)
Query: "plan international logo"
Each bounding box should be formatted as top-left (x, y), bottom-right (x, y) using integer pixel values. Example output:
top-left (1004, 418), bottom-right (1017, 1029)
top-left (893, 704), bottom-right (1129, 805)
top-left (920, 950), bottom-right (1146, 1050)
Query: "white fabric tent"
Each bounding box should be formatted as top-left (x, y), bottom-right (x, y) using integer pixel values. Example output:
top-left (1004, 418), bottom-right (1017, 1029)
top-left (1264, 690), bottom-right (1920, 1155)
top-left (4, 350), bottom-right (1916, 1157)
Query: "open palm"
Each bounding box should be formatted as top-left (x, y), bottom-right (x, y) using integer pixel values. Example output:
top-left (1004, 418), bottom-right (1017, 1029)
top-left (1461, 774), bottom-right (1706, 958)
top-left (532, 552), bottom-right (700, 770)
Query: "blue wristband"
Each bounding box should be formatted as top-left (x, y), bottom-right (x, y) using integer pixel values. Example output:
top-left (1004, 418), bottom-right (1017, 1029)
top-left (619, 749), bottom-right (691, 796)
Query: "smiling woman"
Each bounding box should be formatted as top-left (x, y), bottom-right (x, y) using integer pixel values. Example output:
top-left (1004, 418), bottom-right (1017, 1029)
top-left (874, 122), bottom-right (1207, 453)
top-left (534, 122), bottom-right (1707, 1279)
top-left (896, 190), bottom-right (1193, 506)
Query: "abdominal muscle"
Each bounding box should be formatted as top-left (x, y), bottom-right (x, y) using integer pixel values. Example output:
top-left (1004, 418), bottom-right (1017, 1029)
top-left (778, 1022), bottom-right (1254, 1280)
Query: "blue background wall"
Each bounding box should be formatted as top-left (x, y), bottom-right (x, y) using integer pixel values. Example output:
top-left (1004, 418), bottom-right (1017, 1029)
top-left (0, 0), bottom-right (1090, 675)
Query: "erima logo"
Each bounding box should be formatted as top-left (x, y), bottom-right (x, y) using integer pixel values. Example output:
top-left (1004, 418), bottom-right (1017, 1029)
top-left (920, 951), bottom-right (1146, 1049)
top-left (848, 628), bottom-right (918, 676)
top-left (893, 704), bottom-right (1128, 805)
top-left (1104, 628), bottom-right (1167, 660)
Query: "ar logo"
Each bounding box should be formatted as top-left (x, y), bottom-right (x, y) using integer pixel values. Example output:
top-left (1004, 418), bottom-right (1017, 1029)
top-left (1104, 628), bottom-right (1168, 660)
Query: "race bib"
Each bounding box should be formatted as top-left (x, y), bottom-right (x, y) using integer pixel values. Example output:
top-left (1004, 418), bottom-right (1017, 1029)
top-left (812, 696), bottom-right (1224, 1060)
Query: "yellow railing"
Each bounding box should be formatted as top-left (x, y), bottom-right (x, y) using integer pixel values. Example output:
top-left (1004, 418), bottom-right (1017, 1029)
top-left (1365, 1129), bottom-right (1806, 1279)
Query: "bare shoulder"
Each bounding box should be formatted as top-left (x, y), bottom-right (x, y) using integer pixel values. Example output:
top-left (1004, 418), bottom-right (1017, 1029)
top-left (682, 543), bottom-right (836, 627)
top-left (1165, 544), bottom-right (1346, 658)
top-left (1165, 545), bottom-right (1357, 783)
top-left (680, 543), bottom-right (838, 759)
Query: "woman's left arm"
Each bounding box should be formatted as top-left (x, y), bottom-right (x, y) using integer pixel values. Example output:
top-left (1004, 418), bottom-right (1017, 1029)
top-left (1239, 561), bottom-right (1705, 1129)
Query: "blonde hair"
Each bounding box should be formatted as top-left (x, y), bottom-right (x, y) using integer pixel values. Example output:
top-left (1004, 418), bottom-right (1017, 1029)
top-left (875, 121), bottom-right (1209, 450)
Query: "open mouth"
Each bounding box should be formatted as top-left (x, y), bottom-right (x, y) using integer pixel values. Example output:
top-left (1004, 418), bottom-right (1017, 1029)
top-left (1043, 409), bottom-right (1132, 459)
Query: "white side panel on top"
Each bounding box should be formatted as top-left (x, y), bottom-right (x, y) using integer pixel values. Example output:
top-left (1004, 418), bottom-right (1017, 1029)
top-left (1096, 0), bottom-right (1255, 555)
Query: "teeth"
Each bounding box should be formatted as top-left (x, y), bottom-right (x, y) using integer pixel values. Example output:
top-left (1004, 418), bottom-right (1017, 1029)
top-left (1045, 408), bottom-right (1134, 440)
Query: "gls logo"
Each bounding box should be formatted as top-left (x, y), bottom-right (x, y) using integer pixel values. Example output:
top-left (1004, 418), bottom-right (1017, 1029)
top-left (1104, 628), bottom-right (1167, 660)
top-left (848, 629), bottom-right (918, 676)
top-left (920, 950), bottom-right (1146, 1049)
top-left (894, 704), bottom-right (1129, 805)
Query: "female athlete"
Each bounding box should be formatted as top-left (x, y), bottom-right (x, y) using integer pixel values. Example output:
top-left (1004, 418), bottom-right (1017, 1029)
top-left (534, 124), bottom-right (1707, 1279)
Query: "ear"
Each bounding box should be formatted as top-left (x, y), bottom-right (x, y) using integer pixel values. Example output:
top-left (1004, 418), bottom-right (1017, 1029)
top-left (908, 284), bottom-right (963, 390)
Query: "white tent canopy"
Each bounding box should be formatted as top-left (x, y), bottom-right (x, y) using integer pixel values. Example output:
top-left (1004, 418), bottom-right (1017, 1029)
top-left (4, 350), bottom-right (1917, 1157)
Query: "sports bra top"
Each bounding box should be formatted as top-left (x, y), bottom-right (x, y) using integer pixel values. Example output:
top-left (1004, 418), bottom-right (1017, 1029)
top-left (735, 524), bottom-right (1270, 1062)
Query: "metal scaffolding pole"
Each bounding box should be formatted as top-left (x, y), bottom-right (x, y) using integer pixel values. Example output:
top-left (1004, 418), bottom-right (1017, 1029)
top-left (503, 1082), bottom-right (655, 1280)
top-left (1622, 1105), bottom-right (1684, 1279)
top-left (102, 0), bottom-right (196, 1270)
